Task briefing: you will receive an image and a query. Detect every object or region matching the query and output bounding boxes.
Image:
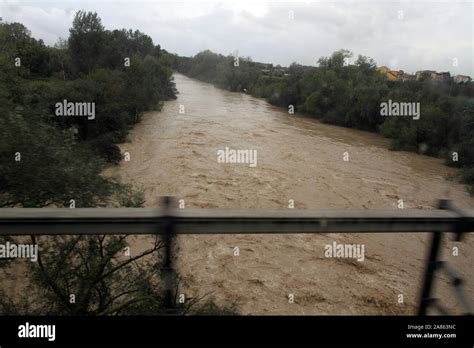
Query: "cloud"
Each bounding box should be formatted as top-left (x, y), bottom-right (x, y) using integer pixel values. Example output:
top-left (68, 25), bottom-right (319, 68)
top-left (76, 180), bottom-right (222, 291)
top-left (0, 0), bottom-right (472, 75)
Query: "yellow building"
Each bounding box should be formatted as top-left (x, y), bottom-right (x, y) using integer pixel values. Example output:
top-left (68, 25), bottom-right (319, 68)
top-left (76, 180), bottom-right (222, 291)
top-left (377, 66), bottom-right (399, 81)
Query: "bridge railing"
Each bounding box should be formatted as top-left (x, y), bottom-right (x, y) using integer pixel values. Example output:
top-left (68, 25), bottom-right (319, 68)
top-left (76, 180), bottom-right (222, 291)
top-left (0, 199), bottom-right (473, 315)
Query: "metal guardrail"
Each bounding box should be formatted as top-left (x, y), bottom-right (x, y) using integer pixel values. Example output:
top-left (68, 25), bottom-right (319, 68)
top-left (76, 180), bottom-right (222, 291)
top-left (0, 207), bottom-right (473, 235)
top-left (0, 199), bottom-right (473, 315)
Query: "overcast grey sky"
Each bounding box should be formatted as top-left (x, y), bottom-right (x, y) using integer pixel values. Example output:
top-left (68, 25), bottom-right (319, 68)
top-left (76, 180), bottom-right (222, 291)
top-left (1, 0), bottom-right (473, 76)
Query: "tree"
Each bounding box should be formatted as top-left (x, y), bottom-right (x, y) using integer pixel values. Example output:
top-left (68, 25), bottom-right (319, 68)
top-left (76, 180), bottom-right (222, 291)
top-left (68, 11), bottom-right (106, 75)
top-left (317, 49), bottom-right (352, 72)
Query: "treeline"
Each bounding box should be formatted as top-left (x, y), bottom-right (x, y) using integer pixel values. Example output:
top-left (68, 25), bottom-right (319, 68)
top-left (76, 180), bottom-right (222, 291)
top-left (174, 49), bottom-right (474, 194)
top-left (0, 11), bottom-right (177, 207)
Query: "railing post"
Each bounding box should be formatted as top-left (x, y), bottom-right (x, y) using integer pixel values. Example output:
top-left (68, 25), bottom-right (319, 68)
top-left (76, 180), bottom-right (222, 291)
top-left (417, 231), bottom-right (442, 315)
top-left (417, 199), bottom-right (448, 315)
top-left (161, 196), bottom-right (176, 314)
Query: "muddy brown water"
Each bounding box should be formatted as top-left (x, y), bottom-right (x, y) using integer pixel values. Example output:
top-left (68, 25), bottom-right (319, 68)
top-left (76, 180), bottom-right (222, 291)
top-left (103, 73), bottom-right (473, 315)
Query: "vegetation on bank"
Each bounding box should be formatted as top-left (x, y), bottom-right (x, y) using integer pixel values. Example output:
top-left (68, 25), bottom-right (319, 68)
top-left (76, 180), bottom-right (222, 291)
top-left (0, 11), bottom-right (177, 208)
top-left (173, 50), bottom-right (474, 194)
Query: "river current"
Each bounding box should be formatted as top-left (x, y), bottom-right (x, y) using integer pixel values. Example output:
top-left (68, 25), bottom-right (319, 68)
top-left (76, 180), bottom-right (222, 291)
top-left (104, 73), bottom-right (473, 314)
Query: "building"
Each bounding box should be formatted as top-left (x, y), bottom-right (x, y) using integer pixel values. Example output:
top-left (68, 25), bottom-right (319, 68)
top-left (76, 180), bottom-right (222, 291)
top-left (398, 70), bottom-right (416, 82)
top-left (431, 72), bottom-right (451, 82)
top-left (415, 70), bottom-right (436, 81)
top-left (453, 75), bottom-right (472, 84)
top-left (377, 66), bottom-right (399, 81)
top-left (377, 66), bottom-right (400, 81)
top-left (378, 67), bottom-right (415, 82)
top-left (378, 67), bottom-right (470, 84)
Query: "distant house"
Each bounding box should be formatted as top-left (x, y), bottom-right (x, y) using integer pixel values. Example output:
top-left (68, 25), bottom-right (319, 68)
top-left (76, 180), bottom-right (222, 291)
top-left (431, 72), bottom-right (451, 82)
top-left (377, 66), bottom-right (399, 81)
top-left (453, 75), bottom-right (472, 84)
top-left (377, 66), bottom-right (415, 82)
top-left (414, 70), bottom-right (450, 82)
top-left (379, 67), bottom-right (465, 83)
top-left (415, 70), bottom-right (436, 81)
top-left (398, 70), bottom-right (416, 82)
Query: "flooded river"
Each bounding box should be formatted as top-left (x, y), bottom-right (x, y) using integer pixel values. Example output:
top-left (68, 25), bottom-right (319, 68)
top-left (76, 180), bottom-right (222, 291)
top-left (104, 73), bottom-right (473, 314)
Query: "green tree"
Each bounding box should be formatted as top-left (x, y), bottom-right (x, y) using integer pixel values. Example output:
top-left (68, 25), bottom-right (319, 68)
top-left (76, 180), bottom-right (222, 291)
top-left (68, 11), bottom-right (106, 75)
